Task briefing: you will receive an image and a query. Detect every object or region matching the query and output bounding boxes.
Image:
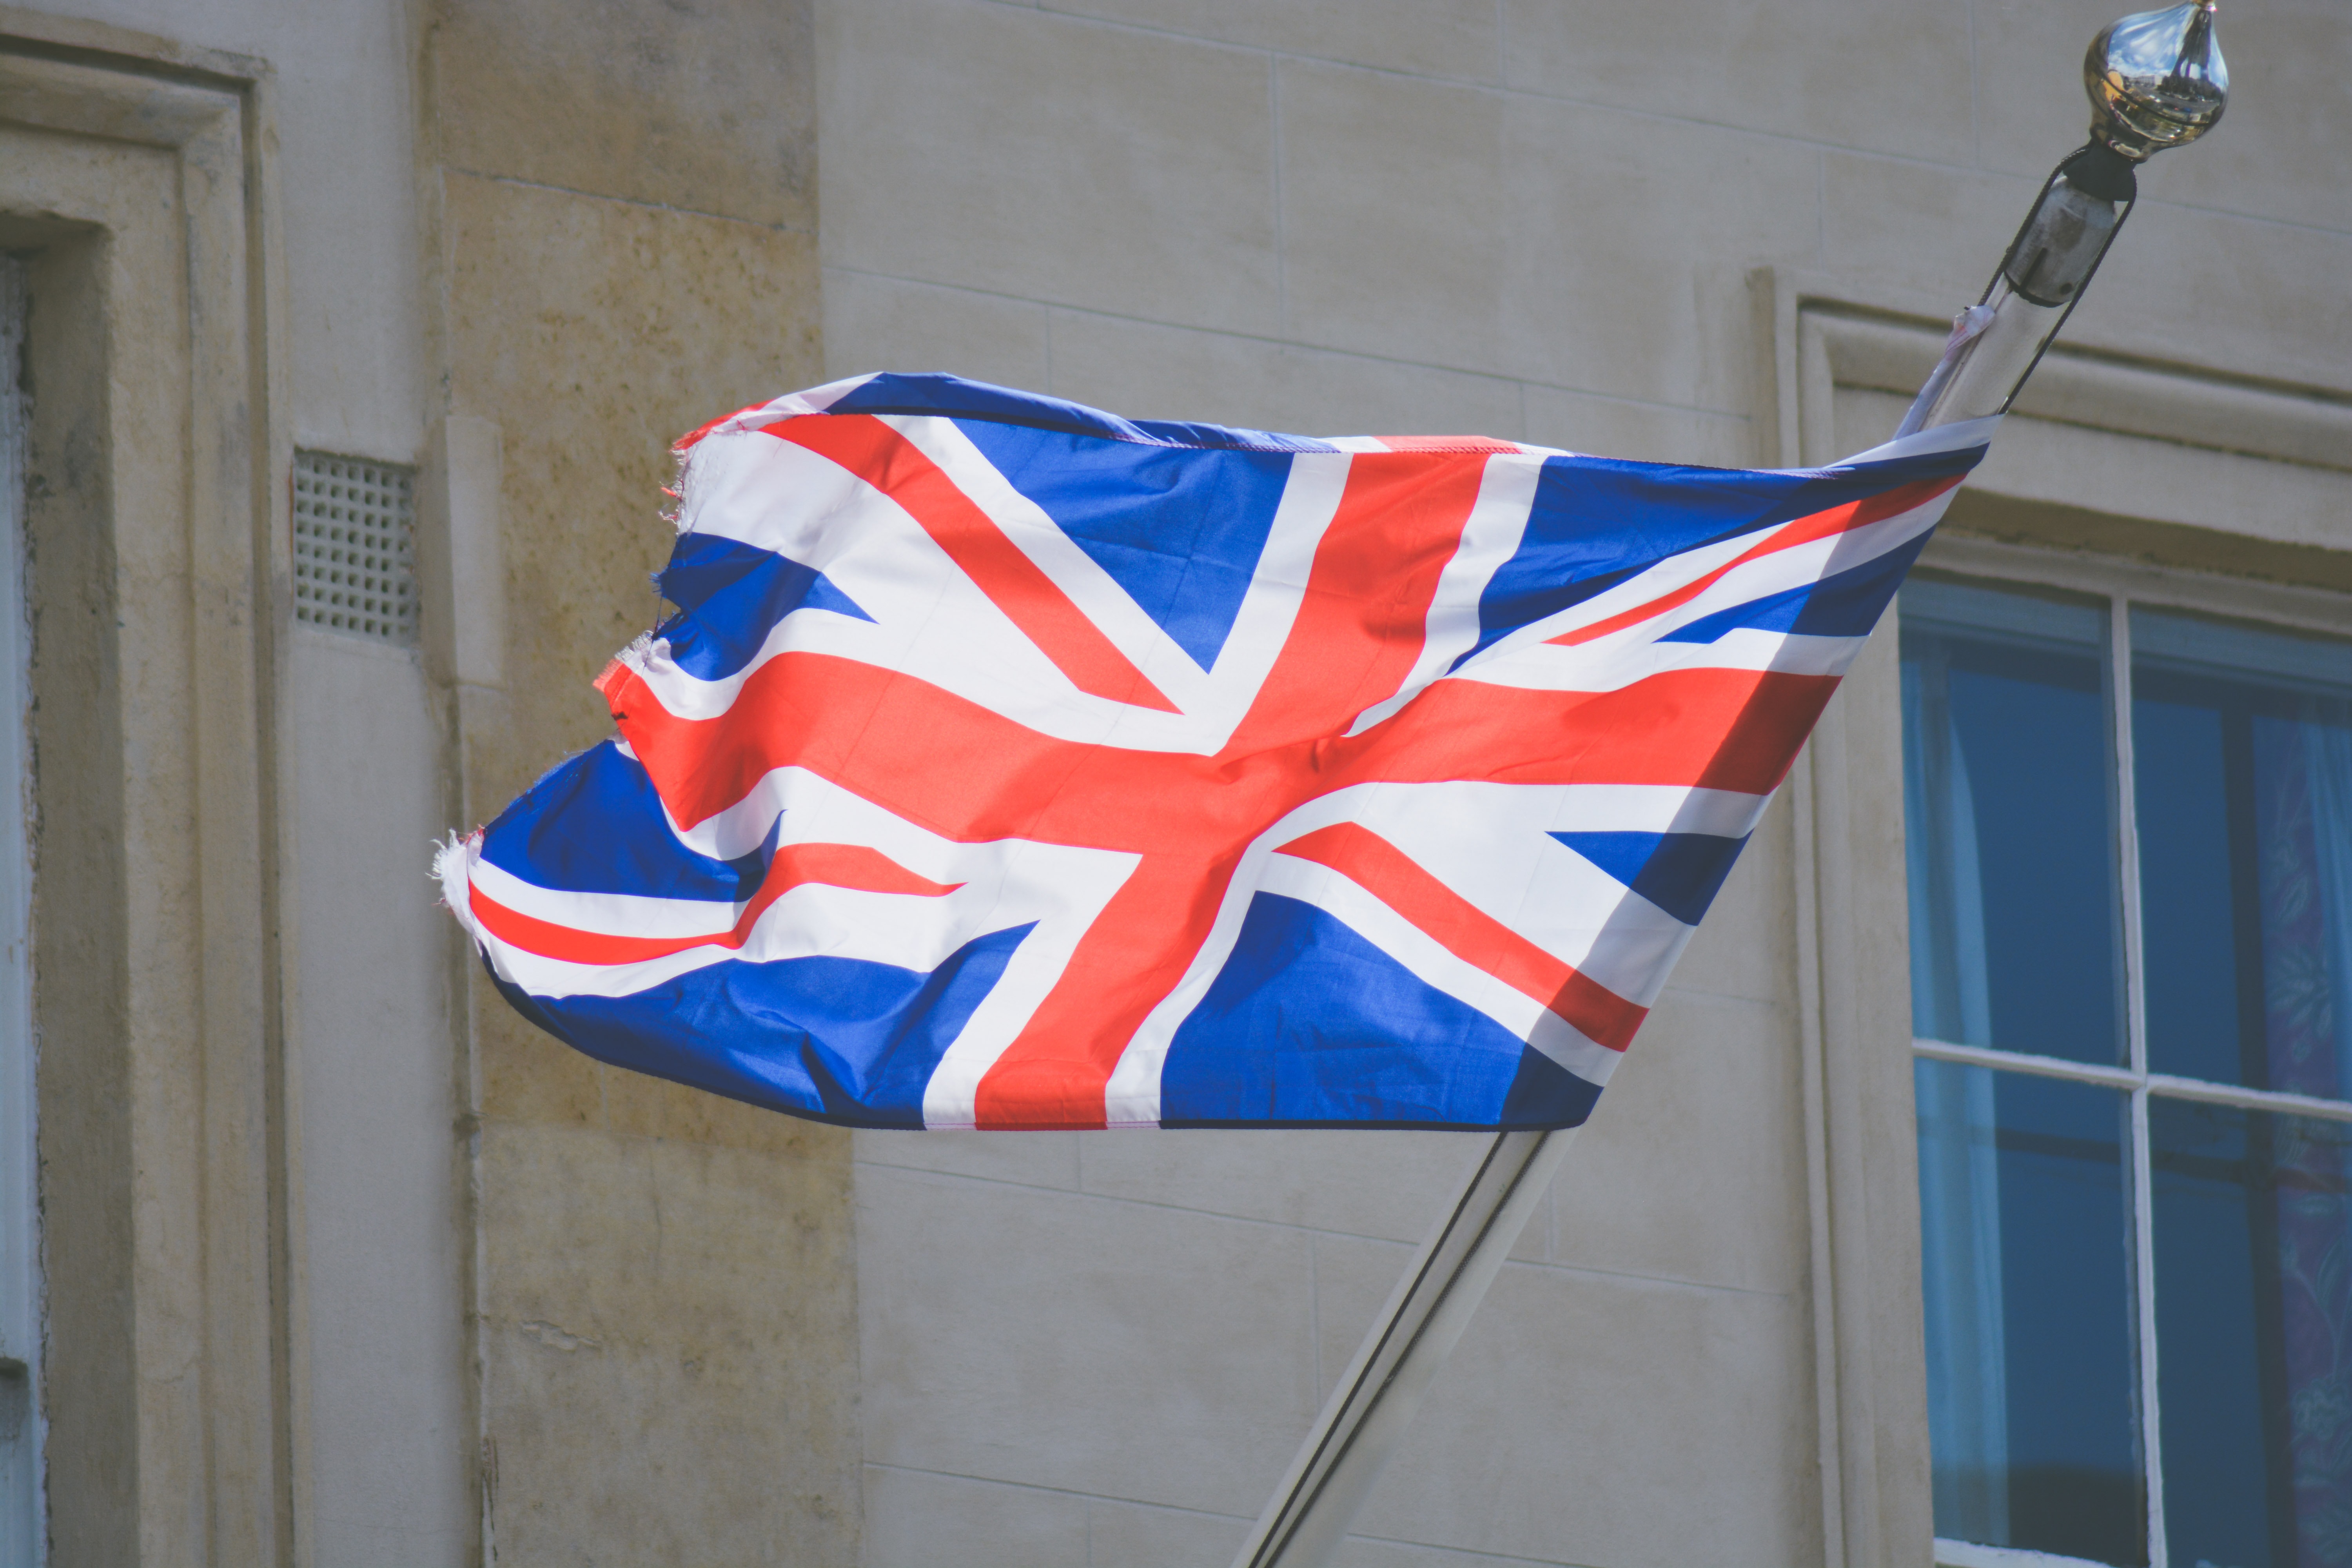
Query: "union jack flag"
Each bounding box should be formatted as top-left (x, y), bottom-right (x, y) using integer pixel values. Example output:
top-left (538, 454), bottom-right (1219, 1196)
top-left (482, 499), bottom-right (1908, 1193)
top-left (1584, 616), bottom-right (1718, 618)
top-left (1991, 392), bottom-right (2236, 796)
top-left (436, 375), bottom-right (1991, 1132)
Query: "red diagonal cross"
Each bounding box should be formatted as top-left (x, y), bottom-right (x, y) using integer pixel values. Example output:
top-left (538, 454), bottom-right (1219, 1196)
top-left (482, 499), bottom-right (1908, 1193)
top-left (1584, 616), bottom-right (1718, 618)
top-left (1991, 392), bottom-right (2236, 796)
top-left (602, 417), bottom-right (1840, 1128)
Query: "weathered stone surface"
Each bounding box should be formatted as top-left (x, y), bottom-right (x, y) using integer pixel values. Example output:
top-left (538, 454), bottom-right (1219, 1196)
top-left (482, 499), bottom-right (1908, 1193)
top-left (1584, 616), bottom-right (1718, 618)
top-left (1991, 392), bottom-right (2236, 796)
top-left (1325, 1239), bottom-right (1820, 1564)
top-left (430, 19), bottom-right (855, 1558)
top-left (1052, 0), bottom-right (1503, 82)
top-left (478, 1120), bottom-right (859, 1565)
top-left (440, 169), bottom-right (819, 815)
top-left (429, 0), bottom-right (817, 231)
top-left (819, 0), bottom-right (1282, 334)
top-left (856, 1162), bottom-right (1322, 1517)
top-left (1503, 0), bottom-right (1974, 161)
top-left (1043, 308), bottom-right (1529, 441)
top-left (290, 636), bottom-right (470, 1568)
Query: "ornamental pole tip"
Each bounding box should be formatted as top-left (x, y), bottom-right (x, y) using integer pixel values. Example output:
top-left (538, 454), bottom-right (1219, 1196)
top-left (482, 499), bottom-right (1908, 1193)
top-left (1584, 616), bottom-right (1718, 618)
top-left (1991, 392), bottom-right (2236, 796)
top-left (2085, 2), bottom-right (2228, 160)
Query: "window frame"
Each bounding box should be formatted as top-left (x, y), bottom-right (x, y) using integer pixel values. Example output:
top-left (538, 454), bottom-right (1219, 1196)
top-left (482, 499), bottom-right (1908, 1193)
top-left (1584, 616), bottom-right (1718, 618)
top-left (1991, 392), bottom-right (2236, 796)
top-left (0, 25), bottom-right (299, 1563)
top-left (1755, 268), bottom-right (2352, 1568)
top-left (1905, 534), bottom-right (2352, 1568)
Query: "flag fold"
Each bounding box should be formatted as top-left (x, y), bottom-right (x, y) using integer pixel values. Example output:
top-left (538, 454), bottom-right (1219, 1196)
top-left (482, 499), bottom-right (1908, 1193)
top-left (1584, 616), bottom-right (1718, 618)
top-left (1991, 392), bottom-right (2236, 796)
top-left (437, 374), bottom-right (1993, 1132)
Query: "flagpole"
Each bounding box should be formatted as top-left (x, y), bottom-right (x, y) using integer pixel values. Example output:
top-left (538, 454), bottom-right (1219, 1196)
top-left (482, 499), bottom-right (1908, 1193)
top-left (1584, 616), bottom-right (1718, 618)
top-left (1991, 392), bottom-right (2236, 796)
top-left (1230, 1129), bottom-right (1573, 1568)
top-left (1232, 11), bottom-right (2225, 1566)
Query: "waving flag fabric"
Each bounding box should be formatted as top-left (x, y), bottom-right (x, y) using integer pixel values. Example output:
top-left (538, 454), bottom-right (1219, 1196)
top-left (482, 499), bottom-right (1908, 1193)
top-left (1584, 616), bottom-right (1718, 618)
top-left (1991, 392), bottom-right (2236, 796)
top-left (437, 374), bottom-right (1994, 1132)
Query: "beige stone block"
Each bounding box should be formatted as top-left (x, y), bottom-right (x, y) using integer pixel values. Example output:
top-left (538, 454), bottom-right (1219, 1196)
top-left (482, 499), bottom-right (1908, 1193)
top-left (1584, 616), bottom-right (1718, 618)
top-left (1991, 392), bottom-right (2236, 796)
top-left (1520, 384), bottom-right (1751, 468)
top-left (1075, 1127), bottom-right (1482, 1243)
top-left (1307, 1221), bottom-right (1563, 1421)
top-left (475, 968), bottom-right (607, 1128)
top-left (1551, 989), bottom-right (1808, 1296)
top-left (1502, 0), bottom-right (1973, 161)
top-left (430, 0), bottom-right (817, 230)
top-left (856, 1163), bottom-right (1319, 1514)
top-left (1972, 0), bottom-right (2352, 235)
top-left (1496, 94), bottom-right (1821, 410)
top-left (862, 1465), bottom-right (1090, 1568)
top-left (1328, 1535), bottom-right (1573, 1567)
top-left (290, 639), bottom-right (470, 1565)
top-left (824, 269), bottom-right (1054, 389)
top-left (1312, 1222), bottom-right (1568, 1411)
top-left (1818, 151), bottom-right (2038, 306)
top-left (1277, 61), bottom-right (1509, 374)
top-left (266, 0), bottom-right (430, 457)
top-left (2058, 197), bottom-right (2352, 398)
top-left (1281, 73), bottom-right (1820, 409)
top-left (441, 166), bottom-right (821, 824)
top-left (1044, 0), bottom-right (1504, 82)
top-left (819, 0), bottom-right (1282, 333)
top-left (1307, 1233), bottom-right (1416, 1413)
top-left (1663, 784), bottom-right (1797, 1008)
top-left (605, 1067), bottom-right (854, 1159)
top-left (1083, 1494), bottom-right (1254, 1564)
top-left (1041, 310), bottom-right (1527, 439)
top-left (1830, 386), bottom-right (1907, 463)
top-left (1888, 389), bottom-right (2352, 551)
top-left (854, 1125), bottom-right (1086, 1191)
top-left (478, 1121), bottom-right (859, 1564)
top-left (1315, 1240), bottom-right (1817, 1563)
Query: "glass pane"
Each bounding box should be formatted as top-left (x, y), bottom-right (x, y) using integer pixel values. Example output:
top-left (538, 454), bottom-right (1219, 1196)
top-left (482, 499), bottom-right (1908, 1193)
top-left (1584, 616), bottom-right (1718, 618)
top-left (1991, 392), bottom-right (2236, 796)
top-left (2134, 610), bottom-right (2352, 1097)
top-left (2152, 1099), bottom-right (2352, 1567)
top-left (1902, 579), bottom-right (2126, 1065)
top-left (1917, 1062), bottom-right (2145, 1563)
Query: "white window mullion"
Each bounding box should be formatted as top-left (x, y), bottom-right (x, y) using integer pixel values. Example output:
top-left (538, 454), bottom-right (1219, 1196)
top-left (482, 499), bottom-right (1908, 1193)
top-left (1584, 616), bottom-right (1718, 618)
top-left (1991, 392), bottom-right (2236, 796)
top-left (2109, 593), bottom-right (2165, 1568)
top-left (2127, 1083), bottom-right (2163, 1568)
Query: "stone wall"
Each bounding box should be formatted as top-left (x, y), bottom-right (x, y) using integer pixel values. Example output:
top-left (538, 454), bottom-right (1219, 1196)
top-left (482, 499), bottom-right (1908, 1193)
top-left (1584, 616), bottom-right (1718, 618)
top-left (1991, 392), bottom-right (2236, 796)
top-left (4, 0), bottom-right (857, 1562)
top-left (420, 2), bottom-right (858, 1562)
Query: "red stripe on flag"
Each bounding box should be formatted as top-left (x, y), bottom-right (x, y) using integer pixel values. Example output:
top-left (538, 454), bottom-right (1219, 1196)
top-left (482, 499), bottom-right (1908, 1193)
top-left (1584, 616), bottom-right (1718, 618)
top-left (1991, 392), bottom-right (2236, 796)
top-left (1354, 668), bottom-right (1841, 797)
top-left (768, 414), bottom-right (1182, 713)
top-left (601, 657), bottom-right (1832, 845)
top-left (1227, 451), bottom-right (1494, 752)
top-left (972, 854), bottom-right (1235, 1130)
top-left (1373, 436), bottom-right (1523, 452)
top-left (1273, 821), bottom-right (1644, 1051)
top-left (1546, 475), bottom-right (1960, 648)
top-left (471, 842), bottom-right (958, 966)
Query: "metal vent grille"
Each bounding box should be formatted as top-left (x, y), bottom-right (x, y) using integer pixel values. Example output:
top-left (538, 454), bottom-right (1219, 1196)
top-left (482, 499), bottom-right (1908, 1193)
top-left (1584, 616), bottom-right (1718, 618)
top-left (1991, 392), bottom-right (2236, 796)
top-left (293, 450), bottom-right (417, 644)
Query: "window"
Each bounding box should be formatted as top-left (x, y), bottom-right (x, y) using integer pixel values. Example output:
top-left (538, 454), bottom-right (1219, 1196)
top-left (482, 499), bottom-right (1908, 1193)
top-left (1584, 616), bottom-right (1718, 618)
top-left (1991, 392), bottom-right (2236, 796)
top-left (1904, 570), bottom-right (2352, 1568)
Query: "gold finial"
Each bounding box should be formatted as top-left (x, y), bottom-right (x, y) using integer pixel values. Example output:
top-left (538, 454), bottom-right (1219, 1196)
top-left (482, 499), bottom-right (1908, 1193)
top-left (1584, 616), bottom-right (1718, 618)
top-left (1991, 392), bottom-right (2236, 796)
top-left (2085, 3), bottom-right (2229, 160)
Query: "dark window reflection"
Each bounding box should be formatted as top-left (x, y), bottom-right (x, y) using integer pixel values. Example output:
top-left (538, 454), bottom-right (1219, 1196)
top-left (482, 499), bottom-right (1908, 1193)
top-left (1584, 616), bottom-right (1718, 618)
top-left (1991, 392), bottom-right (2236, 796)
top-left (1918, 1062), bottom-right (2145, 1563)
top-left (2134, 611), bottom-right (2352, 1098)
top-left (2154, 1101), bottom-right (2352, 1568)
top-left (1902, 580), bottom-right (2125, 1065)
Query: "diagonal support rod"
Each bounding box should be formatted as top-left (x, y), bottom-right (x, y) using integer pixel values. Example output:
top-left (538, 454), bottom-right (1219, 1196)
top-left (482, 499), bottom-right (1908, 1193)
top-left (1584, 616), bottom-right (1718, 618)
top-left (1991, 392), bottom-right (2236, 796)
top-left (1231, 1129), bottom-right (1573, 1568)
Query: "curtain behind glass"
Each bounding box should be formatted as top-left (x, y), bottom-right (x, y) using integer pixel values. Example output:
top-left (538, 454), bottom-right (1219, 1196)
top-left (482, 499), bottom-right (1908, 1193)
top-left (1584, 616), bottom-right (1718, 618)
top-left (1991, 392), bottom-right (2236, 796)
top-left (1903, 579), bottom-right (2136, 1555)
top-left (2133, 610), bottom-right (2352, 1563)
top-left (1906, 647), bottom-right (2007, 1539)
top-left (1900, 581), bottom-right (2122, 1065)
top-left (2259, 710), bottom-right (2352, 1563)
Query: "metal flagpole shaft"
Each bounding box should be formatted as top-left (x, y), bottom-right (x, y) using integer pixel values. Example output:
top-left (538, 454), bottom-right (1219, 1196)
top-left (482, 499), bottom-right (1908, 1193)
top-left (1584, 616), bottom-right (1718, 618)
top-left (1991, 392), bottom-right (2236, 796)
top-left (1231, 13), bottom-right (2227, 1568)
top-left (1231, 1129), bottom-right (1573, 1568)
